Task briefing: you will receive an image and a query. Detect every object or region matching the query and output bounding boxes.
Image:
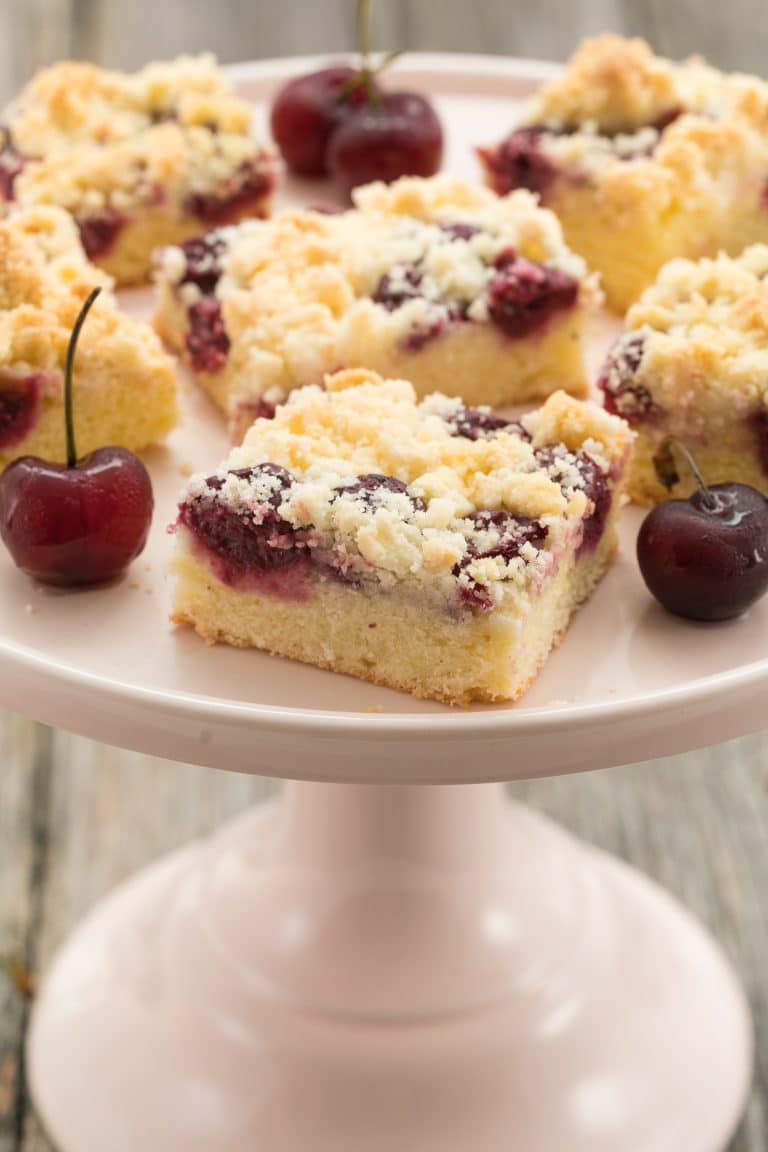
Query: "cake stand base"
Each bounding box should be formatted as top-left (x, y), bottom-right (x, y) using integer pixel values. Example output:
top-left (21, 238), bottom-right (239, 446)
top-left (28, 781), bottom-right (751, 1152)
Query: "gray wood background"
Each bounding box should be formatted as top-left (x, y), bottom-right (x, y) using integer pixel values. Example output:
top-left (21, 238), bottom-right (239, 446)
top-left (1, 2), bottom-right (768, 1151)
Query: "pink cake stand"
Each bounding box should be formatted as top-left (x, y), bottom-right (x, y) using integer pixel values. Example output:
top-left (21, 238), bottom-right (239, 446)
top-left (0, 54), bottom-right (763, 1152)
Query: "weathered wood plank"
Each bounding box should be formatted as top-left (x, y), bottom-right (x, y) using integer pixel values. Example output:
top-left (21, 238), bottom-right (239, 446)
top-left (0, 715), bottom-right (51, 1152)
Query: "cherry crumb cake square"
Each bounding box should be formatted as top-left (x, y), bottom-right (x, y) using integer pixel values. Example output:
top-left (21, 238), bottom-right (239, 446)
top-left (0, 55), bottom-right (276, 286)
top-left (171, 369), bottom-right (632, 705)
top-left (480, 35), bottom-right (768, 312)
top-left (0, 205), bottom-right (177, 468)
top-left (154, 175), bottom-right (599, 438)
top-left (598, 245), bottom-right (768, 505)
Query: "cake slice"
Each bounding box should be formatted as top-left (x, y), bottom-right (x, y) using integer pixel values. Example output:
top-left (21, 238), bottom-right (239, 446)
top-left (598, 245), bottom-right (768, 505)
top-left (479, 35), bottom-right (768, 311)
top-left (0, 205), bottom-right (177, 468)
top-left (155, 175), bottom-right (599, 439)
top-left (171, 368), bottom-right (632, 705)
top-left (1, 55), bottom-right (276, 285)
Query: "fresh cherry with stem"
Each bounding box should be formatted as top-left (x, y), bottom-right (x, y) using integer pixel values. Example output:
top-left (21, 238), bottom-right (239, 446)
top-left (0, 287), bottom-right (154, 586)
top-left (270, 0), bottom-right (443, 189)
top-left (636, 438), bottom-right (768, 621)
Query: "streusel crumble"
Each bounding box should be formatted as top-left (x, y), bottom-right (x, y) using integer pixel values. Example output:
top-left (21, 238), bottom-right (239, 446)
top-left (1, 55), bottom-right (276, 285)
top-left (0, 205), bottom-right (177, 467)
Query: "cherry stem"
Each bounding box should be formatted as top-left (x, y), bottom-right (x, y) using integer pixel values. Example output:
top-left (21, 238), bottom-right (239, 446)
top-left (357, 0), bottom-right (372, 72)
top-left (658, 436), bottom-right (717, 511)
top-left (64, 286), bottom-right (101, 469)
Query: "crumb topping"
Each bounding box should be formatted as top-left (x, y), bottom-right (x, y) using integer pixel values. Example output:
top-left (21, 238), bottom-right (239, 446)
top-left (503, 34), bottom-right (768, 190)
top-left (5, 55), bottom-right (275, 215)
top-left (0, 204), bottom-right (175, 387)
top-left (158, 174), bottom-right (597, 395)
top-left (604, 245), bottom-right (768, 429)
top-left (179, 369), bottom-right (631, 608)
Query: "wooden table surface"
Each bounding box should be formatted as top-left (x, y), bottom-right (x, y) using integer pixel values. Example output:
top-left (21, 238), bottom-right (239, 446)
top-left (1, 717), bottom-right (767, 1151)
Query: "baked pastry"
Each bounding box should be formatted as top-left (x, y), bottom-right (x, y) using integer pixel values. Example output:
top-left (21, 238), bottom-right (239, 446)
top-left (154, 175), bottom-right (599, 438)
top-left (171, 368), bottom-right (632, 705)
top-left (479, 35), bottom-right (768, 311)
top-left (0, 205), bottom-right (177, 468)
top-left (598, 245), bottom-right (768, 504)
top-left (1, 55), bottom-right (276, 285)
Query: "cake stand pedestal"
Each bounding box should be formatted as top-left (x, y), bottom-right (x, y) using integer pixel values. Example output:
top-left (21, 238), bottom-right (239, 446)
top-left (27, 776), bottom-right (750, 1152)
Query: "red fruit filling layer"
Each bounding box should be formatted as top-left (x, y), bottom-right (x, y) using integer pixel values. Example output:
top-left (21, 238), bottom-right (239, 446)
top-left (77, 208), bottom-right (126, 261)
top-left (453, 510), bottom-right (548, 610)
top-left (178, 459), bottom-right (608, 612)
top-left (536, 447), bottom-right (611, 557)
top-left (185, 298), bottom-right (231, 374)
top-left (0, 129), bottom-right (24, 200)
top-left (443, 406), bottom-right (530, 442)
top-left (598, 334), bottom-right (659, 422)
top-left (479, 127), bottom-right (559, 197)
top-left (487, 251), bottom-right (578, 338)
top-left (0, 373), bottom-right (43, 449)
top-left (372, 234), bottom-right (579, 350)
top-left (178, 233), bottom-right (228, 295)
top-left (480, 110), bottom-right (682, 196)
top-left (184, 161), bottom-right (274, 226)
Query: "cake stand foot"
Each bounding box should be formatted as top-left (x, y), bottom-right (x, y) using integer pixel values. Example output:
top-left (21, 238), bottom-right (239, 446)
top-left (28, 781), bottom-right (751, 1152)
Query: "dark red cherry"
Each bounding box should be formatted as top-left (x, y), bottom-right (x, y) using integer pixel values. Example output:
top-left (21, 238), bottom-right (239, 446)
top-left (270, 66), bottom-right (366, 177)
top-left (0, 448), bottom-right (153, 585)
top-left (0, 288), bottom-right (154, 586)
top-left (327, 90), bottom-right (443, 194)
top-left (637, 483), bottom-right (768, 621)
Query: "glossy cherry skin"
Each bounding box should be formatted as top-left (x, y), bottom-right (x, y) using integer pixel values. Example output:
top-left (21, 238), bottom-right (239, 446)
top-left (637, 483), bottom-right (768, 621)
top-left (0, 447), bottom-right (153, 586)
top-left (327, 90), bottom-right (443, 194)
top-left (270, 66), bottom-right (365, 177)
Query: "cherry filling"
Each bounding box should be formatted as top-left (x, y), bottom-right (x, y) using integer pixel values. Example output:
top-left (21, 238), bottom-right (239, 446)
top-left (455, 510), bottom-right (548, 610)
top-left (373, 265), bottom-right (424, 310)
top-left (481, 110), bottom-right (682, 196)
top-left (185, 298), bottom-right (231, 374)
top-left (597, 334), bottom-right (658, 422)
top-left (487, 255), bottom-right (579, 338)
top-left (334, 473), bottom-right (426, 512)
top-left (77, 208), bottom-right (125, 261)
top-left (178, 233), bottom-right (227, 295)
top-left (0, 373), bottom-right (42, 449)
top-left (478, 127), bottom-right (559, 197)
top-left (0, 128), bottom-right (24, 200)
top-left (438, 222), bottom-right (482, 241)
top-left (444, 406), bottom-right (529, 442)
top-left (185, 160), bottom-right (274, 226)
top-left (179, 464), bottom-right (307, 591)
top-left (537, 447), bottom-right (611, 556)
